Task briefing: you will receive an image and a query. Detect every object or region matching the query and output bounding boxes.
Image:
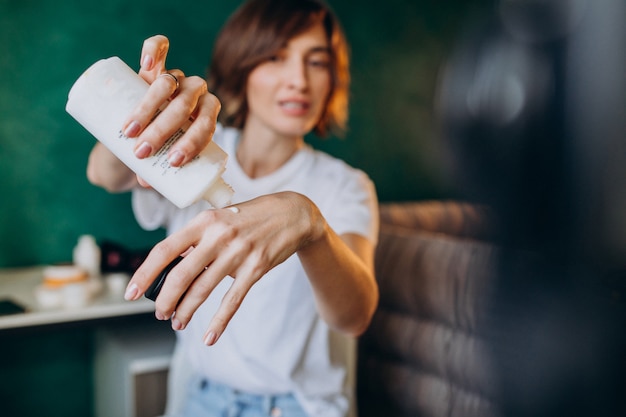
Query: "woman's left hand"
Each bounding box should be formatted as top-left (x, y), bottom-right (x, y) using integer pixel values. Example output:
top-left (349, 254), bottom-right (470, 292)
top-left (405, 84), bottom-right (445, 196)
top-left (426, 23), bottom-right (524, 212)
top-left (124, 192), bottom-right (322, 345)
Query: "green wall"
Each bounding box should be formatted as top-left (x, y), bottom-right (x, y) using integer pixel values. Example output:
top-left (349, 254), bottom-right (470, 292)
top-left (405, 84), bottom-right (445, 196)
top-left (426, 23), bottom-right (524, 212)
top-left (0, 1), bottom-right (489, 416)
top-left (0, 0), bottom-right (489, 269)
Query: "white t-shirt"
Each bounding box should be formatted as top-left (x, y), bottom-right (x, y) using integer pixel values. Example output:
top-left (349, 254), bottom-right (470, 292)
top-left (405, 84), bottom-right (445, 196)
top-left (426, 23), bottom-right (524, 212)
top-left (132, 124), bottom-right (378, 417)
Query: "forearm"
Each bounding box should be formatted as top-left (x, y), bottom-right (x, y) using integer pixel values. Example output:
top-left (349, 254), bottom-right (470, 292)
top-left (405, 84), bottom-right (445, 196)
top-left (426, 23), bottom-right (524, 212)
top-left (86, 143), bottom-right (138, 192)
top-left (298, 222), bottom-right (378, 337)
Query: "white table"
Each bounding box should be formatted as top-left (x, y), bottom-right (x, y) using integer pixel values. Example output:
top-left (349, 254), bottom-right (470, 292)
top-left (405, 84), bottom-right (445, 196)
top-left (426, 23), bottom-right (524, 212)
top-left (0, 266), bottom-right (154, 330)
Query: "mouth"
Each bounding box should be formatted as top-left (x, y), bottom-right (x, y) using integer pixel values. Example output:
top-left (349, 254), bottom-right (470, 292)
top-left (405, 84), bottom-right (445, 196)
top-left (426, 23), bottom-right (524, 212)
top-left (279, 100), bottom-right (310, 112)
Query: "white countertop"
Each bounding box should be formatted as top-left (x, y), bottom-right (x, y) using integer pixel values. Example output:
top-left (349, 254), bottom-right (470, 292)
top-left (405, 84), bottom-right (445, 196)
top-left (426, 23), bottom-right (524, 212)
top-left (0, 266), bottom-right (154, 330)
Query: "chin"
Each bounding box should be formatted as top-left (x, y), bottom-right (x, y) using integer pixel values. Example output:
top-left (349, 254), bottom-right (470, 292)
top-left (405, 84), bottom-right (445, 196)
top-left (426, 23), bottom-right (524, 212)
top-left (274, 123), bottom-right (314, 138)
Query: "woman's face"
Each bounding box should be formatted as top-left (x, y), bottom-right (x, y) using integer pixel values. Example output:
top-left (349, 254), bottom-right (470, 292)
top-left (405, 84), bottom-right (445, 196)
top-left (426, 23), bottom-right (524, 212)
top-left (245, 22), bottom-right (332, 138)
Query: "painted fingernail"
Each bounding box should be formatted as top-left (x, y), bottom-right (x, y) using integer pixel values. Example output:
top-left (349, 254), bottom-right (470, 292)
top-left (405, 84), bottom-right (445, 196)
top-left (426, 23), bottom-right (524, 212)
top-left (124, 283), bottom-right (139, 301)
top-left (204, 331), bottom-right (217, 346)
top-left (168, 151), bottom-right (184, 167)
top-left (141, 54), bottom-right (154, 70)
top-left (135, 142), bottom-right (153, 159)
top-left (123, 120), bottom-right (141, 137)
top-left (172, 318), bottom-right (185, 331)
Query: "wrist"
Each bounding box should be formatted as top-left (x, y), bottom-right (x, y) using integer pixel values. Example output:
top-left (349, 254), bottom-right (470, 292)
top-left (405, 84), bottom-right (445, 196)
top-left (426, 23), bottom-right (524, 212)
top-left (296, 193), bottom-right (327, 250)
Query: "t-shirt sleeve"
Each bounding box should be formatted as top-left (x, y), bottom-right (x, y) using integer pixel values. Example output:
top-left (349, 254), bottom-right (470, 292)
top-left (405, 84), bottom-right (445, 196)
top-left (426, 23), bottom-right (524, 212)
top-left (131, 187), bottom-right (174, 231)
top-left (324, 169), bottom-right (379, 245)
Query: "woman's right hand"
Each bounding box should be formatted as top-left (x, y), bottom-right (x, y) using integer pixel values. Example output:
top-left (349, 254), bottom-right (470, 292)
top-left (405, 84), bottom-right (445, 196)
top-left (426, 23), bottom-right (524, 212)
top-left (122, 35), bottom-right (221, 169)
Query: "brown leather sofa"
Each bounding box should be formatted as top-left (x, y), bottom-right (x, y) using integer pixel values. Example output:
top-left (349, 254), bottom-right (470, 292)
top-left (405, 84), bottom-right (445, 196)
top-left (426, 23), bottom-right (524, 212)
top-left (357, 201), bottom-right (502, 417)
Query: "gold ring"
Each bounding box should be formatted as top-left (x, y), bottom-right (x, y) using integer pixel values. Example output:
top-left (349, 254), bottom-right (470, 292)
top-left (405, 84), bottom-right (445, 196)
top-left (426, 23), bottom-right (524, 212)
top-left (159, 72), bottom-right (179, 93)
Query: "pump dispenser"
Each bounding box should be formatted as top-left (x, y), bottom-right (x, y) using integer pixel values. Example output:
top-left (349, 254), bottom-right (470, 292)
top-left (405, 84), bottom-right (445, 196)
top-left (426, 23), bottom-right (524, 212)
top-left (66, 57), bottom-right (233, 209)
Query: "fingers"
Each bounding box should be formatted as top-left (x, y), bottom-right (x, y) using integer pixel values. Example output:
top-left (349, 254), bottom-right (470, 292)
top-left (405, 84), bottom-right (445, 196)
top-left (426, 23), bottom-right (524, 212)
top-left (124, 205), bottom-right (263, 345)
top-left (170, 239), bottom-right (253, 336)
top-left (125, 209), bottom-right (226, 317)
top-left (125, 228), bottom-right (199, 303)
top-left (136, 175), bottom-right (151, 188)
top-left (168, 87), bottom-right (220, 165)
top-left (159, 73), bottom-right (180, 97)
top-left (169, 254), bottom-right (236, 332)
top-left (154, 247), bottom-right (214, 320)
top-left (202, 277), bottom-right (252, 346)
top-left (122, 72), bottom-right (217, 167)
top-left (122, 68), bottom-right (182, 139)
top-left (140, 76), bottom-right (214, 164)
top-left (201, 247), bottom-right (267, 346)
top-left (138, 35), bottom-right (170, 82)
top-left (122, 35), bottom-right (221, 168)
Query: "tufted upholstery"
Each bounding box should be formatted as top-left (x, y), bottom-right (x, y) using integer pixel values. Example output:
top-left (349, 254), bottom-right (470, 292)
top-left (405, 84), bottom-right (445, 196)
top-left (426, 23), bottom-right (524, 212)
top-left (357, 201), bottom-right (502, 417)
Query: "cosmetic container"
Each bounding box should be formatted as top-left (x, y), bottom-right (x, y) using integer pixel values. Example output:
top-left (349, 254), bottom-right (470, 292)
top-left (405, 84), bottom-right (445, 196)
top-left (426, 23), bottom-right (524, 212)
top-left (73, 234), bottom-right (101, 277)
top-left (144, 256), bottom-right (184, 302)
top-left (66, 56), bottom-right (233, 209)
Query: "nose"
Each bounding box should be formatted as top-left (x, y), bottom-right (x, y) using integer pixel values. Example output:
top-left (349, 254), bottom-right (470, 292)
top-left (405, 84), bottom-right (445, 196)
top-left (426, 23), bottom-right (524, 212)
top-left (284, 58), bottom-right (308, 91)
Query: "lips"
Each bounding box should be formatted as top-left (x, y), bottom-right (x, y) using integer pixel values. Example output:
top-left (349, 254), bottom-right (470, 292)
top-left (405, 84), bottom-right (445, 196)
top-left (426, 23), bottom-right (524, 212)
top-left (279, 99), bottom-right (310, 116)
top-left (281, 101), bottom-right (307, 109)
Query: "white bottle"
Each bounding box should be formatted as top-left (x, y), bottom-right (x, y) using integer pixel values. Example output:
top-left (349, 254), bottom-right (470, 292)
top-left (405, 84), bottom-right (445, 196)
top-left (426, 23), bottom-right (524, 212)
top-left (65, 56), bottom-right (233, 209)
top-left (73, 234), bottom-right (101, 277)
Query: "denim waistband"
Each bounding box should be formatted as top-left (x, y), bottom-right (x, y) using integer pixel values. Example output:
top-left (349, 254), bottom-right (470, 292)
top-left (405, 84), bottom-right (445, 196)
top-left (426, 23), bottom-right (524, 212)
top-left (197, 377), bottom-right (299, 416)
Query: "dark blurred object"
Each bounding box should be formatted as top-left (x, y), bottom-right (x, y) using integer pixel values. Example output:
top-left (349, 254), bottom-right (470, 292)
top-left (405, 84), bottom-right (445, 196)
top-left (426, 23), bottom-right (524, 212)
top-left (0, 298), bottom-right (28, 316)
top-left (144, 256), bottom-right (184, 302)
top-left (100, 240), bottom-right (150, 274)
top-left (437, 0), bottom-right (626, 268)
top-left (436, 0), bottom-right (626, 416)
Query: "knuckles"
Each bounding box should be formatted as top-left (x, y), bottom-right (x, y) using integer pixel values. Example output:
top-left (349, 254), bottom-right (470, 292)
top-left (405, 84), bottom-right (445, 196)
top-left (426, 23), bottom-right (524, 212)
top-left (185, 75), bottom-right (208, 95)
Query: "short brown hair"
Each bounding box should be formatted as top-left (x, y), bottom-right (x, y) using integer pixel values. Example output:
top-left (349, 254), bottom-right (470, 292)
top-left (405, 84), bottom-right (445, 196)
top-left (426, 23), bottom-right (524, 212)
top-left (207, 0), bottom-right (350, 137)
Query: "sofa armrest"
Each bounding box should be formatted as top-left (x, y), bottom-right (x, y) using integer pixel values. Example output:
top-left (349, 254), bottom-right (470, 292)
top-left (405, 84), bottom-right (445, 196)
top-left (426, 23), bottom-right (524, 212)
top-left (357, 201), bottom-right (501, 417)
top-left (379, 200), bottom-right (497, 241)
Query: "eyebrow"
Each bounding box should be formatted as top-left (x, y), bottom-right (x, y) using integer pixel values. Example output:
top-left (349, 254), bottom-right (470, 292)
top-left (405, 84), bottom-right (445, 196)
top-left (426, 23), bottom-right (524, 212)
top-left (308, 46), bottom-right (331, 54)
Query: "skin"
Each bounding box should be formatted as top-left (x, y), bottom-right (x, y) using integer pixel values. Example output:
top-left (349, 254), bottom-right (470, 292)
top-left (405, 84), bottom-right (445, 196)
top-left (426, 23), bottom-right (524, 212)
top-left (87, 28), bottom-right (378, 346)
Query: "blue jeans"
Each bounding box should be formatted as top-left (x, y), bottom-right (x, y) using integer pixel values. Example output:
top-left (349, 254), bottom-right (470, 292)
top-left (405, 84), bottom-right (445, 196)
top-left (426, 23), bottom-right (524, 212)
top-left (179, 377), bottom-right (309, 417)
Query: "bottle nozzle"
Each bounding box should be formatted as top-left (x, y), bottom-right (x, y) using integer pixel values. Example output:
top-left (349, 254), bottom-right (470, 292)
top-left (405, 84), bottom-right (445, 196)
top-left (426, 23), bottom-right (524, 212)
top-left (202, 177), bottom-right (234, 208)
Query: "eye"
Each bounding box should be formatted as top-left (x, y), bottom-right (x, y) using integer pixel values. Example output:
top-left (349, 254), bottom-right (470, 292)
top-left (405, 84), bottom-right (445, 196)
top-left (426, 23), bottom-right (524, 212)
top-left (266, 50), bottom-right (287, 63)
top-left (307, 53), bottom-right (331, 69)
top-left (308, 58), bottom-right (330, 68)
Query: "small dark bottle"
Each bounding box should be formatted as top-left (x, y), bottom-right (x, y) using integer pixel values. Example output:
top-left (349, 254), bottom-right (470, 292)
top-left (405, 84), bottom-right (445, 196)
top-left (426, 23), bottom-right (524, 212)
top-left (144, 256), bottom-right (184, 301)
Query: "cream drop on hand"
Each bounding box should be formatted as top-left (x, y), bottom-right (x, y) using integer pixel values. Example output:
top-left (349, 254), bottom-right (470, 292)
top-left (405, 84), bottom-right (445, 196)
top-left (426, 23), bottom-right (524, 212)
top-left (65, 56), bottom-right (233, 209)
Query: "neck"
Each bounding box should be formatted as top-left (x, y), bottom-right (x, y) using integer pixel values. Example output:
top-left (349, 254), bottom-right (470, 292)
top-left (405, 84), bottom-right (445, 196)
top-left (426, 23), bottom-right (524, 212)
top-left (237, 123), bottom-right (305, 179)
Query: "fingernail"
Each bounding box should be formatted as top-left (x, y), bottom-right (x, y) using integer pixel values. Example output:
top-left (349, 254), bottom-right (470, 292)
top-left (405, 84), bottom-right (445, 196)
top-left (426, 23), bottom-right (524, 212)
top-left (172, 318), bottom-right (185, 331)
top-left (135, 142), bottom-right (153, 159)
top-left (155, 311), bottom-right (165, 320)
top-left (124, 283), bottom-right (139, 301)
top-left (123, 120), bottom-right (141, 137)
top-left (168, 151), bottom-right (184, 167)
top-left (204, 331), bottom-right (217, 346)
top-left (141, 54), bottom-right (154, 70)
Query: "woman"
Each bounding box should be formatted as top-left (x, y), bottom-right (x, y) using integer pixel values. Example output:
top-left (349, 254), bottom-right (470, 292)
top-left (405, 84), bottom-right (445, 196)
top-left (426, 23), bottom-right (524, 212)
top-left (87, 0), bottom-right (378, 416)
